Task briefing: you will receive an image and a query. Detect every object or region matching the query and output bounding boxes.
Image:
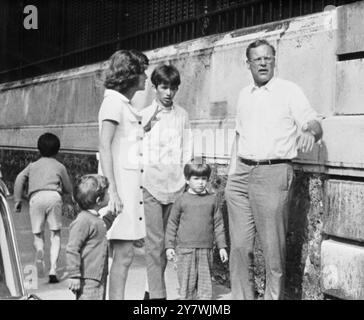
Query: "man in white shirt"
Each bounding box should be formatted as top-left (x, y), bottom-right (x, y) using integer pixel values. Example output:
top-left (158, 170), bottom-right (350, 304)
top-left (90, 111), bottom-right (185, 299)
top-left (142, 64), bottom-right (193, 300)
top-left (225, 39), bottom-right (322, 300)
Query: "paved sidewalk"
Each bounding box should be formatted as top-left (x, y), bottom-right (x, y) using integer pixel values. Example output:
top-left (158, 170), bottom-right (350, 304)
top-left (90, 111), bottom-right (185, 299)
top-left (10, 197), bottom-right (231, 300)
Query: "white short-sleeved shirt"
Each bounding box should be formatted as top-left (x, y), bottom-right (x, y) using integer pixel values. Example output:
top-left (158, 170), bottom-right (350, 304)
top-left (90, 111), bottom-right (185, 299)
top-left (235, 77), bottom-right (319, 160)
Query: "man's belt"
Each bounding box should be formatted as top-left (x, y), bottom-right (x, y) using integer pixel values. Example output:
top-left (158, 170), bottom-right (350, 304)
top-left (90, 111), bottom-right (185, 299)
top-left (239, 158), bottom-right (292, 166)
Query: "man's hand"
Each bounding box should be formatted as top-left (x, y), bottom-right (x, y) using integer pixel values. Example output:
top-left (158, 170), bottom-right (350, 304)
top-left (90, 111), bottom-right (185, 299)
top-left (14, 201), bottom-right (22, 213)
top-left (68, 278), bottom-right (81, 294)
top-left (219, 248), bottom-right (228, 263)
top-left (166, 248), bottom-right (176, 261)
top-left (297, 131), bottom-right (315, 153)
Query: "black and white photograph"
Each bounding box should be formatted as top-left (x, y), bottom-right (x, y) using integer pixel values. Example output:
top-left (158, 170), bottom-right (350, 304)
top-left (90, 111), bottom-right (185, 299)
top-left (0, 0), bottom-right (363, 307)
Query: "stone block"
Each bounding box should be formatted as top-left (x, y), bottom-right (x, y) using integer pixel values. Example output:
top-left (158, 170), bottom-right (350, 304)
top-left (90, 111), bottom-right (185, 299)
top-left (323, 180), bottom-right (364, 242)
top-left (336, 60), bottom-right (364, 114)
top-left (321, 116), bottom-right (364, 169)
top-left (337, 1), bottom-right (364, 55)
top-left (321, 240), bottom-right (364, 300)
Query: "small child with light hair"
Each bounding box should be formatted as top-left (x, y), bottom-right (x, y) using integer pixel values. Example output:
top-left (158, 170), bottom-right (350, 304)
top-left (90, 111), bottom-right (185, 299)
top-left (66, 174), bottom-right (116, 300)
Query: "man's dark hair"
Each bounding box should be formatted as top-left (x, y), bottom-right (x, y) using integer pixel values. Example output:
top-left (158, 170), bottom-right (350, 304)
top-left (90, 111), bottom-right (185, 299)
top-left (74, 174), bottom-right (109, 211)
top-left (184, 162), bottom-right (212, 180)
top-left (151, 64), bottom-right (181, 88)
top-left (246, 39), bottom-right (276, 60)
top-left (37, 132), bottom-right (60, 157)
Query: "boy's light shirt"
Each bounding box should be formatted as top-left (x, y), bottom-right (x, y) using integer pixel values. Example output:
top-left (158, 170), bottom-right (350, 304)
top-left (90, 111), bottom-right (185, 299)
top-left (142, 99), bottom-right (193, 205)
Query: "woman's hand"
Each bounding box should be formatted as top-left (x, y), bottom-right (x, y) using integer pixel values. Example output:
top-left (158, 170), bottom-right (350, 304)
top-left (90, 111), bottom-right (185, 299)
top-left (108, 189), bottom-right (123, 214)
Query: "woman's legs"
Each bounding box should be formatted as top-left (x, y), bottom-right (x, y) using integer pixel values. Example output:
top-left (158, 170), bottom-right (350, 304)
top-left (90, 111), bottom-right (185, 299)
top-left (108, 240), bottom-right (135, 300)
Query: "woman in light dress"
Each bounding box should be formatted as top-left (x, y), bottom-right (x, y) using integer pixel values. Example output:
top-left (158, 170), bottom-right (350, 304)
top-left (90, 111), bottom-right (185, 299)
top-left (98, 50), bottom-right (149, 299)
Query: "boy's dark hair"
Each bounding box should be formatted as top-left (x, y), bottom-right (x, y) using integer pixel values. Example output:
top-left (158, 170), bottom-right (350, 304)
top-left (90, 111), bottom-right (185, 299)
top-left (74, 174), bottom-right (109, 211)
top-left (151, 64), bottom-right (181, 88)
top-left (37, 133), bottom-right (60, 157)
top-left (184, 162), bottom-right (212, 180)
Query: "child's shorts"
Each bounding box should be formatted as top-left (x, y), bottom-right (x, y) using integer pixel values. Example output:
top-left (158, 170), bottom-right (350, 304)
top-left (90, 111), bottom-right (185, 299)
top-left (29, 190), bottom-right (63, 234)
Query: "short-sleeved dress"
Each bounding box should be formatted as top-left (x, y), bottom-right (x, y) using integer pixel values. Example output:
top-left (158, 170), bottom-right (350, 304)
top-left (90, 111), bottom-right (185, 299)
top-left (98, 89), bottom-right (146, 240)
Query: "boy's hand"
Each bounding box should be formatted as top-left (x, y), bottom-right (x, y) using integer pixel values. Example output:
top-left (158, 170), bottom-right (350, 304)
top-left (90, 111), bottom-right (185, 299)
top-left (166, 248), bottom-right (176, 261)
top-left (68, 278), bottom-right (81, 293)
top-left (219, 248), bottom-right (228, 263)
top-left (14, 201), bottom-right (22, 213)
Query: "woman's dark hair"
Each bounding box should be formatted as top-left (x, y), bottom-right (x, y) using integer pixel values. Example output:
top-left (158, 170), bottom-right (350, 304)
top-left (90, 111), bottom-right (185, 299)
top-left (37, 132), bottom-right (60, 157)
top-left (184, 162), bottom-right (212, 180)
top-left (74, 174), bottom-right (109, 210)
top-left (104, 49), bottom-right (149, 93)
top-left (151, 64), bottom-right (181, 88)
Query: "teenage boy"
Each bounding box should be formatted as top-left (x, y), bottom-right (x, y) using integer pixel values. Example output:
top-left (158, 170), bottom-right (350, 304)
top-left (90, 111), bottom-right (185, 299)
top-left (142, 64), bottom-right (193, 300)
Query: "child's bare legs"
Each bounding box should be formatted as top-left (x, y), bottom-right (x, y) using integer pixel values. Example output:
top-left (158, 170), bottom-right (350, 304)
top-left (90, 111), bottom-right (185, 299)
top-left (108, 240), bottom-right (134, 300)
top-left (49, 230), bottom-right (61, 276)
top-left (33, 232), bottom-right (45, 277)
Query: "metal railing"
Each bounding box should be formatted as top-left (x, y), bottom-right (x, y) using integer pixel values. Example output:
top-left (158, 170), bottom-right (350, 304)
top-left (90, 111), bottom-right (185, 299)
top-left (0, 0), bottom-right (358, 84)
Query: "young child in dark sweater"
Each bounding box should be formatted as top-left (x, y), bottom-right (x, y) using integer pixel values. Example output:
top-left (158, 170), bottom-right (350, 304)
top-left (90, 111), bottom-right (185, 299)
top-left (165, 162), bottom-right (228, 300)
top-left (66, 174), bottom-right (116, 300)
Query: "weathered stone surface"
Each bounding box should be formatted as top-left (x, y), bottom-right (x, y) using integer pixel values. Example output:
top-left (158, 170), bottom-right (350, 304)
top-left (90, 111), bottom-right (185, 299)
top-left (336, 60), bottom-right (364, 115)
top-left (321, 239), bottom-right (364, 300)
top-left (323, 180), bottom-right (364, 242)
top-left (277, 17), bottom-right (336, 119)
top-left (321, 116), bottom-right (364, 170)
top-left (337, 1), bottom-right (364, 55)
top-left (0, 124), bottom-right (99, 153)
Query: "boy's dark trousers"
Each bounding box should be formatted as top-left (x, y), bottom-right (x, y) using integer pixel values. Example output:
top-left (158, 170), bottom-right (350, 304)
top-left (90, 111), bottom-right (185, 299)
top-left (143, 189), bottom-right (173, 299)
